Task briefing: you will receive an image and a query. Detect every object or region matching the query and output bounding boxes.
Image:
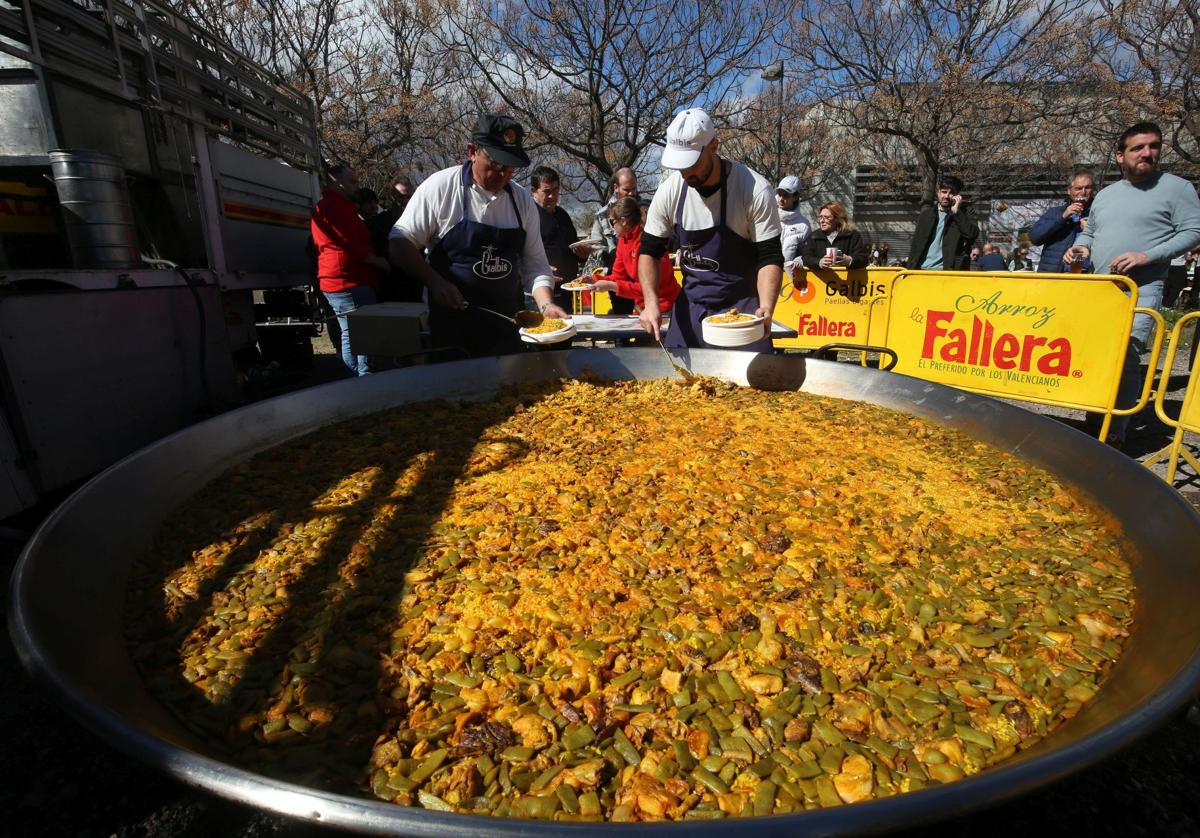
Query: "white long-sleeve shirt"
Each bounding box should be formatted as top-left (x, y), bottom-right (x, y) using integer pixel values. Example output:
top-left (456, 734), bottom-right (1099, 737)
top-left (391, 163), bottom-right (555, 293)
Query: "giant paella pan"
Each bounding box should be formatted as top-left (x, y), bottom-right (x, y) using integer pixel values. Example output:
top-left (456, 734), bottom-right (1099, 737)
top-left (10, 349), bottom-right (1200, 834)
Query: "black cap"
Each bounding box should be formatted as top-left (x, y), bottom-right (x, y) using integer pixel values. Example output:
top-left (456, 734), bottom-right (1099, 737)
top-left (471, 113), bottom-right (531, 168)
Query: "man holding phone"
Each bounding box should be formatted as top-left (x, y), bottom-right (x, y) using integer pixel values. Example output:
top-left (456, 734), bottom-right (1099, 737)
top-left (907, 174), bottom-right (979, 270)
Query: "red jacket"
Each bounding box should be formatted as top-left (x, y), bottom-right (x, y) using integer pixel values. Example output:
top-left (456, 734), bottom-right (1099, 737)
top-left (608, 224), bottom-right (680, 312)
top-left (311, 189), bottom-right (379, 292)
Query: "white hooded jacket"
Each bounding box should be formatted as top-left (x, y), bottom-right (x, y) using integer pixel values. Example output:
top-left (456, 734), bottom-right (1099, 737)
top-left (779, 205), bottom-right (812, 264)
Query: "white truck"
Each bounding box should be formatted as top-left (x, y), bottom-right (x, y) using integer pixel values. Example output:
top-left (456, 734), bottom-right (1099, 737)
top-left (0, 0), bottom-right (323, 517)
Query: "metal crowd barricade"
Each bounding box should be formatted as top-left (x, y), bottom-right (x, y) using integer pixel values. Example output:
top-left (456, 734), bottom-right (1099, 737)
top-left (772, 266), bottom-right (900, 363)
top-left (1144, 311), bottom-right (1200, 483)
top-left (882, 270), bottom-right (1164, 443)
top-left (772, 268), bottom-right (1167, 443)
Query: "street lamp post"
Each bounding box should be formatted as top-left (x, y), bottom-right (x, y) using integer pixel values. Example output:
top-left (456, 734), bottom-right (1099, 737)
top-left (760, 61), bottom-right (784, 184)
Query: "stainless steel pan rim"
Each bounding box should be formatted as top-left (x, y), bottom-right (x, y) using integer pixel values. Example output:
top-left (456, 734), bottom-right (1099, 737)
top-left (11, 349), bottom-right (1200, 835)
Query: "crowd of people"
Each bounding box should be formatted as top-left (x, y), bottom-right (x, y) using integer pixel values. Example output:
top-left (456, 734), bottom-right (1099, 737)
top-left (310, 113), bottom-right (1200, 445)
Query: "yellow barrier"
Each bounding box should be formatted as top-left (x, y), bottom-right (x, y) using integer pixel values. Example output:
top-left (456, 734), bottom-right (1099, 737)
top-left (1144, 311), bottom-right (1200, 483)
top-left (875, 270), bottom-right (1163, 442)
top-left (773, 266), bottom-right (899, 353)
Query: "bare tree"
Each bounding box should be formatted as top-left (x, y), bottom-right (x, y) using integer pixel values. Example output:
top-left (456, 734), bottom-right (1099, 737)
top-left (785, 0), bottom-right (1099, 200)
top-left (441, 0), bottom-right (789, 202)
top-left (720, 92), bottom-right (860, 202)
top-left (1091, 0), bottom-right (1200, 166)
top-left (176, 0), bottom-right (470, 190)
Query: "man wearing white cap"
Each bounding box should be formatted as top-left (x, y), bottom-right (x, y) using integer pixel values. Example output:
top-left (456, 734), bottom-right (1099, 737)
top-left (776, 175), bottom-right (811, 275)
top-left (637, 107), bottom-right (783, 349)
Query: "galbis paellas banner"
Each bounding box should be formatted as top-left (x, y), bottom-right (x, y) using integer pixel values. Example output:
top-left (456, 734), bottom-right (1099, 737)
top-left (886, 272), bottom-right (1136, 410)
top-left (772, 267), bottom-right (900, 350)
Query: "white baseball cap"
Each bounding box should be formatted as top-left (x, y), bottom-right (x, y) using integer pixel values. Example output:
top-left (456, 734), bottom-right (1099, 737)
top-left (662, 108), bottom-right (717, 169)
top-left (776, 175), bottom-right (802, 194)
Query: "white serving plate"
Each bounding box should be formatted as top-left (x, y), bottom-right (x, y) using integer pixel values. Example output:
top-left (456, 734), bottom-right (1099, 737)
top-left (520, 317), bottom-right (576, 344)
top-left (701, 312), bottom-right (766, 346)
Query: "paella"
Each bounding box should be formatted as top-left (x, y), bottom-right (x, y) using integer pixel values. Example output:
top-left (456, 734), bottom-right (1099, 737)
top-left (127, 377), bottom-right (1135, 822)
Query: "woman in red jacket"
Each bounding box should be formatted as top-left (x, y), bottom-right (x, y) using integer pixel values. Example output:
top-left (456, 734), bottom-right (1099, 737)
top-left (311, 165), bottom-right (389, 375)
top-left (588, 197), bottom-right (679, 313)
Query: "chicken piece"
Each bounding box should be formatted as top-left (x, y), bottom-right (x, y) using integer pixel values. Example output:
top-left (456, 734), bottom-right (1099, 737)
top-left (783, 717), bottom-right (811, 743)
top-left (833, 754), bottom-right (875, 803)
top-left (745, 673), bottom-right (783, 695)
top-left (831, 698), bottom-right (872, 738)
top-left (430, 759), bottom-right (481, 805)
top-left (511, 714), bottom-right (557, 749)
top-left (369, 736), bottom-right (401, 769)
top-left (616, 772), bottom-right (680, 820)
top-left (546, 758), bottom-right (606, 793)
top-left (1076, 611), bottom-right (1129, 641)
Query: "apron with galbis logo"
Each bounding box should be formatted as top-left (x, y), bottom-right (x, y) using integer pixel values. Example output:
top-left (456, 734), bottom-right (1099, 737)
top-left (428, 163), bottom-right (527, 356)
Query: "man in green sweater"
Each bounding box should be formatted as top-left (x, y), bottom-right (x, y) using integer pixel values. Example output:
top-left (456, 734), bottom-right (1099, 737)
top-left (1065, 121), bottom-right (1200, 448)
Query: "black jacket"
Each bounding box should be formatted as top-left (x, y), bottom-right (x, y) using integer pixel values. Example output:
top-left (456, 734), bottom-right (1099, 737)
top-left (908, 203), bottom-right (979, 270)
top-left (800, 228), bottom-right (870, 270)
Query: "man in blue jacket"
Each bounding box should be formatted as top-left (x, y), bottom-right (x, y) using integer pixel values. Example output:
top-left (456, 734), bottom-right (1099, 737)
top-left (1029, 169), bottom-right (1095, 272)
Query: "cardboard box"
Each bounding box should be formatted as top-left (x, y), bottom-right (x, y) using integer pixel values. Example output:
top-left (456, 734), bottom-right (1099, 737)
top-left (346, 302), bottom-right (428, 356)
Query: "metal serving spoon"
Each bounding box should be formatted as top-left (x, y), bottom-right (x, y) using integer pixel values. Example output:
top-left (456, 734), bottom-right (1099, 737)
top-left (657, 339), bottom-right (697, 383)
top-left (466, 303), bottom-right (544, 329)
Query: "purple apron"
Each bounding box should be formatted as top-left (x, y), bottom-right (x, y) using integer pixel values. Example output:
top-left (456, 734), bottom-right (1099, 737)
top-left (428, 163), bottom-right (526, 357)
top-left (665, 161), bottom-right (772, 351)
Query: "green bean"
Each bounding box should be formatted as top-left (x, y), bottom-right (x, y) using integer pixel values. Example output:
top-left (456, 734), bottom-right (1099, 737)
top-left (752, 780), bottom-right (777, 816)
top-left (909, 703), bottom-right (943, 724)
top-left (611, 668), bottom-right (643, 688)
top-left (718, 761), bottom-right (738, 786)
top-left (673, 739), bottom-right (697, 770)
top-left (556, 783), bottom-right (580, 814)
top-left (408, 749), bottom-right (448, 783)
top-left (815, 776), bottom-right (842, 807)
top-left (562, 723), bottom-right (596, 750)
top-left (654, 757), bottom-right (679, 782)
top-left (692, 765), bottom-right (729, 794)
top-left (417, 790), bottom-right (453, 811)
top-left (578, 790), bottom-right (601, 817)
top-left (748, 755), bottom-right (777, 778)
top-left (529, 764), bottom-right (565, 792)
top-left (500, 746), bottom-right (535, 762)
top-left (613, 729), bottom-right (640, 765)
top-left (683, 807), bottom-right (726, 819)
top-left (955, 724), bottom-right (995, 749)
top-left (928, 763), bottom-right (965, 783)
top-left (516, 795), bottom-right (559, 818)
top-left (717, 671), bottom-right (744, 702)
top-left (812, 720), bottom-right (845, 745)
top-left (866, 736), bottom-right (898, 759)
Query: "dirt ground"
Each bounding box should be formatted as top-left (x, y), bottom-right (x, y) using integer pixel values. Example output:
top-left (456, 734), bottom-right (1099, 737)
top-left (3, 333), bottom-right (1199, 836)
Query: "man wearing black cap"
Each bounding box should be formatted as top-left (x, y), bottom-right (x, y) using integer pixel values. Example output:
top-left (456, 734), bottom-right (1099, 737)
top-left (389, 114), bottom-right (568, 357)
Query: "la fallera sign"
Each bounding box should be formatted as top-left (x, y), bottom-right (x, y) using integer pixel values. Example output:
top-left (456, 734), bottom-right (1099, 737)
top-left (887, 275), bottom-right (1136, 411)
